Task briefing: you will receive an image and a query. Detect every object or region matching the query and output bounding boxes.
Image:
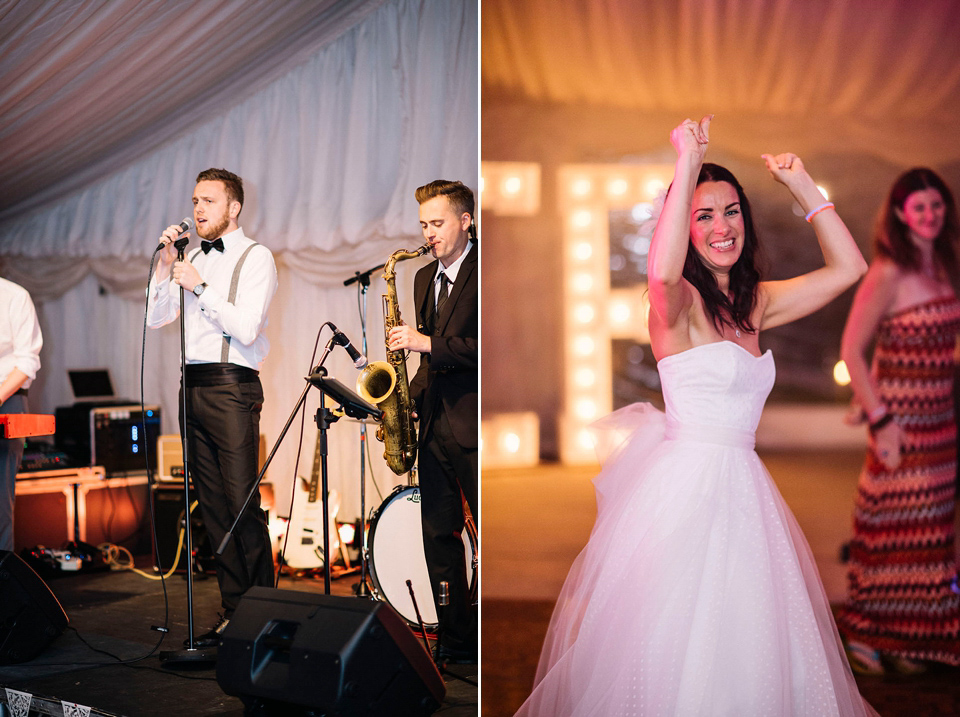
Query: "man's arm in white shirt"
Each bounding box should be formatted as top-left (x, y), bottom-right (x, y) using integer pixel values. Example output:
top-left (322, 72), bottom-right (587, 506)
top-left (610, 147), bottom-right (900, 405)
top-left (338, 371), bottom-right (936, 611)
top-left (146, 274), bottom-right (180, 329)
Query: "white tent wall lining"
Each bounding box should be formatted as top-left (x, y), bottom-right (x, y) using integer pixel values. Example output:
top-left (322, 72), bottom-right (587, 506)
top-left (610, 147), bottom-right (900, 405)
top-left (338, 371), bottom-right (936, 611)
top-left (0, 0), bottom-right (478, 522)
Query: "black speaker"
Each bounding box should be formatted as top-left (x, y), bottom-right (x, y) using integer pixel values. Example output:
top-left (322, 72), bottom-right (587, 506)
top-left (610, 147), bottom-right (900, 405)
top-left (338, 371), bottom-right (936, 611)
top-left (151, 484), bottom-right (215, 573)
top-left (216, 588), bottom-right (445, 716)
top-left (0, 550), bottom-right (69, 664)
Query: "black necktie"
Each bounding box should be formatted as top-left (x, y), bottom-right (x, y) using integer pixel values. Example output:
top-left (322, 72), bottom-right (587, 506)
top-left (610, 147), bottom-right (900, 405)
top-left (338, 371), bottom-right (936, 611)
top-left (201, 238), bottom-right (225, 254)
top-left (436, 272), bottom-right (450, 317)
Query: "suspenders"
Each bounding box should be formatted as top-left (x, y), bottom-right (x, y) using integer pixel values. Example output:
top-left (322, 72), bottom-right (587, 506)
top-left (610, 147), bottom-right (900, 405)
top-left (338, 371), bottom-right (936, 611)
top-left (188, 242), bottom-right (259, 362)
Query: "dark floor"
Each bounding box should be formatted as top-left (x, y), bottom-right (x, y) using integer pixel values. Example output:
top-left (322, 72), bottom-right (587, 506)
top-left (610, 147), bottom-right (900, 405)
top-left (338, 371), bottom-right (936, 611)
top-left (482, 599), bottom-right (960, 717)
top-left (0, 559), bottom-right (477, 716)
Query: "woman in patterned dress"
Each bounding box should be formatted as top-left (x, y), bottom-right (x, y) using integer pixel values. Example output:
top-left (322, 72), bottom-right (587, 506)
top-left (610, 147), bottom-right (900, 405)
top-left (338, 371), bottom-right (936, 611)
top-left (839, 168), bottom-right (960, 674)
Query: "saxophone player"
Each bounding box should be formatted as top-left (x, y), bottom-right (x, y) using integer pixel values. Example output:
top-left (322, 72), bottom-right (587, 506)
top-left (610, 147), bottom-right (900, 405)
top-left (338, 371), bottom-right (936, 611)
top-left (387, 179), bottom-right (478, 664)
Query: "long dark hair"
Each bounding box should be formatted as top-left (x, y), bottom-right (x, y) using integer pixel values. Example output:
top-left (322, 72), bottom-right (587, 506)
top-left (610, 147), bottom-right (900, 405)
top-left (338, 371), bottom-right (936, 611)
top-left (874, 168), bottom-right (960, 294)
top-left (682, 163), bottom-right (763, 334)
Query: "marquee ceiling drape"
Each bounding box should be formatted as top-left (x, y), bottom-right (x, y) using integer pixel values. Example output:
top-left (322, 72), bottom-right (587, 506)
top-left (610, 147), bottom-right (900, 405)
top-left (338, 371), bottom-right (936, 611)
top-left (482, 0), bottom-right (960, 166)
top-left (0, 0), bottom-right (385, 217)
top-left (0, 0), bottom-right (478, 262)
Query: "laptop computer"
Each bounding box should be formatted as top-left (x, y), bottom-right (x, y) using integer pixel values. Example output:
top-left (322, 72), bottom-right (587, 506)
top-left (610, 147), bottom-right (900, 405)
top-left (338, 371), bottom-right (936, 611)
top-left (67, 368), bottom-right (116, 404)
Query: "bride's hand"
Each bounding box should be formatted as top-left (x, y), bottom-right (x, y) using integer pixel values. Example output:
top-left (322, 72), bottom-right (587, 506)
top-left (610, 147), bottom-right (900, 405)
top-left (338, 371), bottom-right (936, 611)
top-left (761, 152), bottom-right (808, 188)
top-left (670, 115), bottom-right (712, 161)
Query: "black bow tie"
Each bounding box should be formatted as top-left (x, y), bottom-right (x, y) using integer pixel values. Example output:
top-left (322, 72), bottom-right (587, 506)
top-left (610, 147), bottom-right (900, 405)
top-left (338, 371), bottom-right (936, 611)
top-left (201, 238), bottom-right (225, 254)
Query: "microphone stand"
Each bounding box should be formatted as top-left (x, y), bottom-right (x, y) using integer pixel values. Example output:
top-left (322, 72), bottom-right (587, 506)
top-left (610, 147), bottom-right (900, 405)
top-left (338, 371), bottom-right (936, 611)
top-left (161, 237), bottom-right (216, 666)
top-left (217, 341), bottom-right (382, 596)
top-left (344, 263), bottom-right (384, 598)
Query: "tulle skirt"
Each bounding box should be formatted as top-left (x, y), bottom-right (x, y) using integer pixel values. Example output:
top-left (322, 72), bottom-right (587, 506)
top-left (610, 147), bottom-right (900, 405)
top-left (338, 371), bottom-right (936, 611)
top-left (516, 404), bottom-right (877, 717)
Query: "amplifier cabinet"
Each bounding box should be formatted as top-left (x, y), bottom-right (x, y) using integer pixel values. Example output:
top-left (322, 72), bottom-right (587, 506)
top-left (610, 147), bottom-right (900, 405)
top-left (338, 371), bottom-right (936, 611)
top-left (156, 432), bottom-right (268, 483)
top-left (91, 405), bottom-right (161, 476)
top-left (151, 483), bottom-right (215, 573)
top-left (156, 434), bottom-right (185, 483)
top-left (54, 403), bottom-right (161, 476)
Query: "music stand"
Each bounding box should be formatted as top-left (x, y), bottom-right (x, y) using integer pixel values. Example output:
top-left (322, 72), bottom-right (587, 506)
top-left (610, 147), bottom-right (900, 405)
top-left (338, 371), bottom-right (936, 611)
top-left (305, 370), bottom-right (381, 594)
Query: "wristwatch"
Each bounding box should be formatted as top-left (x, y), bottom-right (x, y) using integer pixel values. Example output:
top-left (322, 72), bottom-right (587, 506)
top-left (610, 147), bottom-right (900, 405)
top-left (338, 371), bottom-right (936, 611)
top-left (193, 282), bottom-right (208, 297)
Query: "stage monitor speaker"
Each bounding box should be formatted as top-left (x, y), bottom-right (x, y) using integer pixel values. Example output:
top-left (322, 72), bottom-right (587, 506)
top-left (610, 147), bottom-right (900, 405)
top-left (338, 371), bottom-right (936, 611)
top-left (0, 550), bottom-right (69, 664)
top-left (216, 587), bottom-right (444, 716)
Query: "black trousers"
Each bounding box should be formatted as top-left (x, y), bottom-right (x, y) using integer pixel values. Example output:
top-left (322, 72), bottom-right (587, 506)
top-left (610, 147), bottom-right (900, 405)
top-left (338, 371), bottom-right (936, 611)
top-left (419, 406), bottom-right (478, 652)
top-left (181, 377), bottom-right (274, 615)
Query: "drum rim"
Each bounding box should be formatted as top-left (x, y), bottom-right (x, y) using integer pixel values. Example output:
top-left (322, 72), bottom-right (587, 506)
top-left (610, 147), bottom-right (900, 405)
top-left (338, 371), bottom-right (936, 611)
top-left (366, 484), bottom-right (479, 627)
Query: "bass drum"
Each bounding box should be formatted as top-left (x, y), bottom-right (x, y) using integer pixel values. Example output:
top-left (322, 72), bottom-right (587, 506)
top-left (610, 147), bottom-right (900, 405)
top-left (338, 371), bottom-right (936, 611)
top-left (367, 485), bottom-right (477, 627)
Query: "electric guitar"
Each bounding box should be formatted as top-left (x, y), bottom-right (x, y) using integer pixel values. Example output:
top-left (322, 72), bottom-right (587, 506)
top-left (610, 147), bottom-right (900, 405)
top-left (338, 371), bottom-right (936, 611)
top-left (283, 429), bottom-right (340, 569)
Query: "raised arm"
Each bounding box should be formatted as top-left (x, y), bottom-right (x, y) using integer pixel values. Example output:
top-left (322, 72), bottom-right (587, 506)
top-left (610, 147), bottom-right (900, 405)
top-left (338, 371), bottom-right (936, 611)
top-left (647, 116), bottom-right (711, 331)
top-left (759, 154), bottom-right (867, 329)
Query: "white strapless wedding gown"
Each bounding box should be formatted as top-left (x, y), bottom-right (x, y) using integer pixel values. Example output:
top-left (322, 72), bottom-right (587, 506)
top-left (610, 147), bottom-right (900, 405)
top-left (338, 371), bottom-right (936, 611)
top-left (516, 341), bottom-right (877, 717)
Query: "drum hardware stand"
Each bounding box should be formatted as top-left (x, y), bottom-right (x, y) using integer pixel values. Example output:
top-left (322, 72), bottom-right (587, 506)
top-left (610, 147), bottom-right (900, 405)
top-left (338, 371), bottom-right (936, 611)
top-left (160, 237), bottom-right (217, 667)
top-left (406, 579), bottom-right (477, 687)
top-left (218, 331), bottom-right (382, 596)
top-left (344, 262), bottom-right (385, 599)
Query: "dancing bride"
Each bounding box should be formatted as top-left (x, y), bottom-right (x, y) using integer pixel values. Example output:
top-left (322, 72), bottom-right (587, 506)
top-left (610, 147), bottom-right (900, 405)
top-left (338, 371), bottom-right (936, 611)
top-left (516, 116), bottom-right (878, 716)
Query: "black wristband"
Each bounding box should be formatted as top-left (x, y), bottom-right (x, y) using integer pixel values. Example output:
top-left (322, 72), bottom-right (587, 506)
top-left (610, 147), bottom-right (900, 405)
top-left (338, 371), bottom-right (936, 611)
top-left (868, 413), bottom-right (894, 434)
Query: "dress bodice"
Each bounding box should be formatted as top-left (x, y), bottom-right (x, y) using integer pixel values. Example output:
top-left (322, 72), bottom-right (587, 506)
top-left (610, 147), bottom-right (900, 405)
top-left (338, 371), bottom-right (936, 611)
top-left (657, 341), bottom-right (775, 443)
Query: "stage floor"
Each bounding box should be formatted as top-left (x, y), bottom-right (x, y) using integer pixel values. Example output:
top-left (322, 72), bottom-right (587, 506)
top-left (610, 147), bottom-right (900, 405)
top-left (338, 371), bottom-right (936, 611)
top-left (482, 452), bottom-right (960, 717)
top-left (0, 562), bottom-right (476, 716)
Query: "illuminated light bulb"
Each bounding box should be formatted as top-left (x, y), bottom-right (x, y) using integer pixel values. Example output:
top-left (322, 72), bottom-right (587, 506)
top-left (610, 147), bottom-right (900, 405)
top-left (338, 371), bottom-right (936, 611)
top-left (575, 399), bottom-right (598, 419)
top-left (571, 177), bottom-right (592, 197)
top-left (577, 427), bottom-right (597, 451)
top-left (338, 522), bottom-right (356, 545)
top-left (502, 176), bottom-right (522, 196)
top-left (574, 367), bottom-right (596, 387)
top-left (502, 432), bottom-right (521, 454)
top-left (607, 178), bottom-right (628, 197)
top-left (610, 301), bottom-right (631, 324)
top-left (833, 360), bottom-right (851, 386)
top-left (644, 178), bottom-right (666, 198)
top-left (573, 335), bottom-right (595, 356)
top-left (631, 235), bottom-right (651, 255)
top-left (631, 202), bottom-right (653, 221)
top-left (572, 209), bottom-right (592, 229)
top-left (574, 303), bottom-right (595, 323)
top-left (817, 185), bottom-right (830, 201)
top-left (571, 272), bottom-right (594, 292)
top-left (573, 241), bottom-right (593, 261)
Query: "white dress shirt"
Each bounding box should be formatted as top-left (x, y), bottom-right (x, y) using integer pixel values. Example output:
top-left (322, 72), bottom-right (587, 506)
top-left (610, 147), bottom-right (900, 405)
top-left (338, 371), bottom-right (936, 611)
top-left (433, 240), bottom-right (474, 306)
top-left (0, 277), bottom-right (42, 387)
top-left (147, 227), bottom-right (278, 370)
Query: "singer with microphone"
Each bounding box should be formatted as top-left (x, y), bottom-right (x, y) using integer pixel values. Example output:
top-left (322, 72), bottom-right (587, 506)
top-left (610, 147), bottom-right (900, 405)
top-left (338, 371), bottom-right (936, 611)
top-left (388, 179), bottom-right (478, 665)
top-left (148, 168), bottom-right (278, 648)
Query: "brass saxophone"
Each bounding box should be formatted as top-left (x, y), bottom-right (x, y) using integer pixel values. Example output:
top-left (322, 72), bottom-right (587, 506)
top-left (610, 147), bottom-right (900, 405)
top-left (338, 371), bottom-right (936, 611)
top-left (356, 242), bottom-right (430, 475)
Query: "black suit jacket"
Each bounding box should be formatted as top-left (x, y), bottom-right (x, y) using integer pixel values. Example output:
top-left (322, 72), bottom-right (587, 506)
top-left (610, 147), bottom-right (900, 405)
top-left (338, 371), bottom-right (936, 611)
top-left (408, 243), bottom-right (478, 450)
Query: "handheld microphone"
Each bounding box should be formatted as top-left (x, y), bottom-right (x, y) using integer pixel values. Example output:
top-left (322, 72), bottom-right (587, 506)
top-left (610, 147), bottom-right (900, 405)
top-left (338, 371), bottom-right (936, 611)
top-left (328, 325), bottom-right (368, 369)
top-left (155, 217), bottom-right (194, 253)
